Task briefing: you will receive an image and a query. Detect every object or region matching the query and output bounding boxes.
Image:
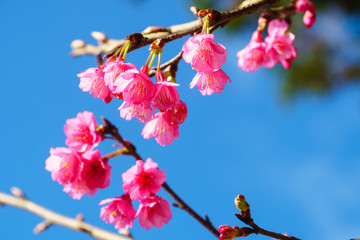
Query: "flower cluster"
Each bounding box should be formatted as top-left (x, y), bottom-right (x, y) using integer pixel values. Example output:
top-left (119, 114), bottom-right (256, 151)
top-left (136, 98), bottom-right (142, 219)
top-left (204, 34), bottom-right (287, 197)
top-left (45, 111), bottom-right (111, 199)
top-left (182, 33), bottom-right (231, 95)
top-left (100, 158), bottom-right (171, 230)
top-left (237, 19), bottom-right (297, 72)
top-left (78, 44), bottom-right (187, 146)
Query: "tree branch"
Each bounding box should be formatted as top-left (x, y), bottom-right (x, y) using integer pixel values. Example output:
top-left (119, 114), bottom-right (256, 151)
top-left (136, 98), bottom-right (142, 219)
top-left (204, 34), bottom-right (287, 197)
top-left (0, 189), bottom-right (132, 240)
top-left (101, 117), bottom-right (220, 238)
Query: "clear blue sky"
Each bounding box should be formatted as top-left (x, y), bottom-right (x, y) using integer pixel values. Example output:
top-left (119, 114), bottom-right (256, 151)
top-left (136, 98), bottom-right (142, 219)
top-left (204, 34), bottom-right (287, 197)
top-left (1, 0), bottom-right (360, 240)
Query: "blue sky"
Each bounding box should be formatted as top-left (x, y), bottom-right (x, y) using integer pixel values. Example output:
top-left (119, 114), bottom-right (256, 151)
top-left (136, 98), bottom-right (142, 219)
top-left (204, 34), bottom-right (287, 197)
top-left (1, 0), bottom-right (360, 240)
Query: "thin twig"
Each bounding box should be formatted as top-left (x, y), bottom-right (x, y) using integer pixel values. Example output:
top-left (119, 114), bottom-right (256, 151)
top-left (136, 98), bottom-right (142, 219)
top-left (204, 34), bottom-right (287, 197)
top-left (101, 117), bottom-right (220, 238)
top-left (0, 190), bottom-right (132, 240)
top-left (235, 213), bottom-right (300, 240)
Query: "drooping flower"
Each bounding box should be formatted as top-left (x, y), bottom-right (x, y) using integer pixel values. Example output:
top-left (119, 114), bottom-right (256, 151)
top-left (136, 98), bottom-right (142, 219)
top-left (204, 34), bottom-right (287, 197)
top-left (64, 111), bottom-right (103, 152)
top-left (137, 195), bottom-right (172, 230)
top-left (163, 100), bottom-right (188, 126)
top-left (237, 30), bottom-right (275, 72)
top-left (99, 194), bottom-right (137, 229)
top-left (122, 158), bottom-right (165, 200)
top-left (295, 0), bottom-right (316, 28)
top-left (190, 69), bottom-right (231, 95)
top-left (142, 111), bottom-right (180, 146)
top-left (104, 58), bottom-right (136, 94)
top-left (115, 65), bottom-right (156, 104)
top-left (182, 33), bottom-right (227, 73)
top-left (119, 101), bottom-right (154, 123)
top-left (45, 147), bottom-right (81, 185)
top-left (46, 148), bottom-right (111, 200)
top-left (152, 70), bottom-right (180, 111)
top-left (78, 66), bottom-right (113, 103)
top-left (265, 19), bottom-right (297, 68)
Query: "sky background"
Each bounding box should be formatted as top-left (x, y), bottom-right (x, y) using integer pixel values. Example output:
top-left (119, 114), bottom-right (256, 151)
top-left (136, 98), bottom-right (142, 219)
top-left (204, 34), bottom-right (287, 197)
top-left (1, 0), bottom-right (360, 240)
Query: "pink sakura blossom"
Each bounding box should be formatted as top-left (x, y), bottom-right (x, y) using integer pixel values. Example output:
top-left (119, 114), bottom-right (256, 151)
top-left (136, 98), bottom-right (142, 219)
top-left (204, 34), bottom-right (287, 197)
top-left (190, 69), bottom-right (231, 95)
top-left (99, 194), bottom-right (136, 229)
top-left (103, 58), bottom-right (136, 94)
top-left (295, 0), bottom-right (316, 28)
top-left (152, 70), bottom-right (180, 111)
top-left (115, 65), bottom-right (156, 104)
top-left (137, 195), bottom-right (172, 230)
top-left (163, 100), bottom-right (188, 125)
top-left (265, 19), bottom-right (297, 68)
top-left (237, 30), bottom-right (275, 72)
top-left (78, 65), bottom-right (114, 103)
top-left (119, 101), bottom-right (154, 123)
top-left (45, 148), bottom-right (111, 200)
top-left (122, 158), bottom-right (165, 200)
top-left (64, 111), bottom-right (103, 152)
top-left (182, 33), bottom-right (227, 73)
top-left (142, 111), bottom-right (180, 146)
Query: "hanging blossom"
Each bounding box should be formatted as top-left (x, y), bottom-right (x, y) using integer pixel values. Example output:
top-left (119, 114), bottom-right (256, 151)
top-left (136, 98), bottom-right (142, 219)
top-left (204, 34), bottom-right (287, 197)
top-left (142, 101), bottom-right (187, 146)
top-left (237, 19), bottom-right (296, 71)
top-left (77, 64), bottom-right (114, 103)
top-left (237, 30), bottom-right (275, 72)
top-left (182, 33), bottom-right (231, 95)
top-left (119, 101), bottom-right (154, 123)
top-left (122, 158), bottom-right (165, 200)
top-left (45, 148), bottom-right (111, 199)
top-left (99, 194), bottom-right (137, 229)
top-left (295, 0), bottom-right (316, 28)
top-left (137, 195), bottom-right (172, 230)
top-left (265, 19), bottom-right (297, 69)
top-left (64, 111), bottom-right (103, 152)
top-left (152, 70), bottom-right (180, 112)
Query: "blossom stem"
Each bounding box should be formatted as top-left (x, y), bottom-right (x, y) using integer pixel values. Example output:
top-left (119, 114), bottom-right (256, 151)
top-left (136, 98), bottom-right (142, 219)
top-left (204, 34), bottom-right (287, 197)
top-left (148, 52), bottom-right (156, 70)
top-left (122, 40), bottom-right (132, 60)
top-left (102, 148), bottom-right (129, 161)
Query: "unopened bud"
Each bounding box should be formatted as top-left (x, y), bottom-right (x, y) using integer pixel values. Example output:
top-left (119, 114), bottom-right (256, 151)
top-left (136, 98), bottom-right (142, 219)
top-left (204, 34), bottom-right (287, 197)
top-left (11, 187), bottom-right (25, 199)
top-left (234, 194), bottom-right (251, 218)
top-left (257, 16), bottom-right (267, 31)
top-left (71, 39), bottom-right (86, 49)
top-left (91, 31), bottom-right (108, 42)
top-left (143, 26), bottom-right (167, 34)
top-left (190, 6), bottom-right (199, 16)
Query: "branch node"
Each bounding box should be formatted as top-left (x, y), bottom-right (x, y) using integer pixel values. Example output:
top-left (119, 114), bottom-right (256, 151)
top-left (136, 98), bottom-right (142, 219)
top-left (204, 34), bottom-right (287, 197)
top-left (34, 220), bottom-right (52, 234)
top-left (10, 187), bottom-right (26, 199)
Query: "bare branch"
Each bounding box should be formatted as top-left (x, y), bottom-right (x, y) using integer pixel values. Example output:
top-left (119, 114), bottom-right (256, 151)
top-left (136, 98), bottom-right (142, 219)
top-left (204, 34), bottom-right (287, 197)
top-left (0, 190), bottom-right (132, 240)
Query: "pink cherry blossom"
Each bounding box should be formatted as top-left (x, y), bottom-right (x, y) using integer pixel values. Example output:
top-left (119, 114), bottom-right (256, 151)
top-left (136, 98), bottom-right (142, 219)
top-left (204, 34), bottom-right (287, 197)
top-left (295, 0), bottom-right (316, 28)
top-left (46, 148), bottom-right (111, 200)
top-left (99, 194), bottom-right (136, 229)
top-left (163, 100), bottom-right (188, 125)
top-left (104, 58), bottom-right (136, 94)
top-left (45, 147), bottom-right (81, 185)
top-left (115, 65), bottom-right (156, 104)
top-left (78, 66), bottom-right (114, 103)
top-left (122, 158), bottom-right (165, 200)
top-left (237, 30), bottom-right (275, 72)
top-left (190, 69), bottom-right (231, 95)
top-left (152, 70), bottom-right (180, 111)
top-left (182, 33), bottom-right (227, 73)
top-left (137, 195), bottom-right (172, 230)
top-left (64, 111), bottom-right (103, 152)
top-left (119, 101), bottom-right (154, 123)
top-left (142, 111), bottom-right (180, 146)
top-left (265, 19), bottom-right (297, 68)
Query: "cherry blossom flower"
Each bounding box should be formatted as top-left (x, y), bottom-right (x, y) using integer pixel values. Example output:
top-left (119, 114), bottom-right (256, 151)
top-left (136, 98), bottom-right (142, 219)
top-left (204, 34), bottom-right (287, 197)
top-left (119, 101), bottom-right (154, 123)
top-left (64, 111), bottom-right (103, 152)
top-left (122, 158), bottom-right (165, 200)
top-left (142, 111), bottom-right (180, 146)
top-left (104, 58), bottom-right (136, 94)
top-left (46, 148), bottom-right (111, 200)
top-left (99, 194), bottom-right (136, 229)
top-left (163, 100), bottom-right (188, 126)
top-left (295, 0), bottom-right (316, 28)
top-left (182, 33), bottom-right (227, 73)
top-left (190, 69), bottom-right (231, 95)
top-left (115, 65), bottom-right (156, 104)
top-left (265, 19), bottom-right (297, 68)
top-left (137, 195), bottom-right (172, 230)
top-left (237, 30), bottom-right (275, 72)
top-left (152, 70), bottom-right (180, 111)
top-left (78, 66), bottom-right (113, 103)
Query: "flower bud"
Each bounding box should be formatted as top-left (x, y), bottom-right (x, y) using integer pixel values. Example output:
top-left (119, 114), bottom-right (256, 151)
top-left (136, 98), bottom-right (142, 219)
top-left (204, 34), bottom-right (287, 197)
top-left (91, 31), bottom-right (108, 43)
top-left (71, 39), bottom-right (86, 49)
top-left (234, 195), bottom-right (251, 218)
top-left (218, 225), bottom-right (240, 240)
